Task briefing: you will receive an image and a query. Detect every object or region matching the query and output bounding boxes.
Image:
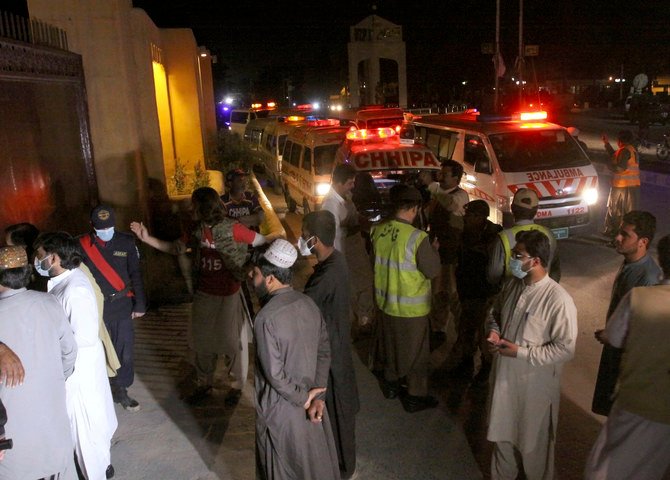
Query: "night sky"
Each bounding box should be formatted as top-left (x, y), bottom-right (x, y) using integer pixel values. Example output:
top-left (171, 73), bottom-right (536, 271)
top-left (131, 0), bottom-right (670, 105)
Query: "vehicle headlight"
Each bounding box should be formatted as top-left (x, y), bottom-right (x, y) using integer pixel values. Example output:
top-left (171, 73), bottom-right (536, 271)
top-left (315, 183), bottom-right (331, 196)
top-left (583, 187), bottom-right (598, 205)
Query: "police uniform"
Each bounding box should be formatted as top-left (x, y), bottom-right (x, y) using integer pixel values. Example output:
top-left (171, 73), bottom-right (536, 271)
top-left (79, 206), bottom-right (146, 410)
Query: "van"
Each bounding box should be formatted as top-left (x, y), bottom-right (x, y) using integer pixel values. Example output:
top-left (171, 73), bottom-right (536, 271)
top-left (409, 110), bottom-right (600, 238)
top-left (229, 108), bottom-right (273, 137)
top-left (281, 124), bottom-right (349, 213)
top-left (336, 106), bottom-right (404, 130)
top-left (334, 125), bottom-right (441, 224)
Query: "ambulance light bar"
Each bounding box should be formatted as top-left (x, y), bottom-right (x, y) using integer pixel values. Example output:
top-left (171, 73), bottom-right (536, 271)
top-left (287, 115), bottom-right (305, 122)
top-left (518, 111), bottom-right (548, 121)
top-left (477, 110), bottom-right (547, 123)
top-left (251, 103), bottom-right (262, 109)
top-left (346, 127), bottom-right (397, 141)
top-left (267, 102), bottom-right (276, 108)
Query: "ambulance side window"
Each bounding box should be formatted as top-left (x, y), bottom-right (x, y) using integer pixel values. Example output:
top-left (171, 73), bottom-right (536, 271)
top-left (289, 143), bottom-right (303, 167)
top-left (421, 127), bottom-right (458, 162)
top-left (302, 148), bottom-right (312, 172)
top-left (283, 140), bottom-right (293, 160)
top-left (278, 135), bottom-right (287, 155)
top-left (465, 134), bottom-right (491, 174)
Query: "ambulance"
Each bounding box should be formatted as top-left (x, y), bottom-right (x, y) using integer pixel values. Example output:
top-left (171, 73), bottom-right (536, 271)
top-left (336, 106), bottom-right (405, 130)
top-left (409, 110), bottom-right (599, 238)
top-left (280, 122), bottom-right (349, 213)
top-left (334, 125), bottom-right (441, 224)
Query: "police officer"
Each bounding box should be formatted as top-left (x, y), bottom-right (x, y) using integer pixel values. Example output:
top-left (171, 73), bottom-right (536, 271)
top-left (79, 205), bottom-right (146, 411)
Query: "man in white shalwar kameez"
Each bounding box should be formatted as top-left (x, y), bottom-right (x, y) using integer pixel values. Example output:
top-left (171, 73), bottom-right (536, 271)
top-left (35, 233), bottom-right (117, 480)
top-left (486, 230), bottom-right (577, 480)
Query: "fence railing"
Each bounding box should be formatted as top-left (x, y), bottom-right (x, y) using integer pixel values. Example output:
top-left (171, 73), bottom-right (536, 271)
top-left (0, 10), bottom-right (68, 51)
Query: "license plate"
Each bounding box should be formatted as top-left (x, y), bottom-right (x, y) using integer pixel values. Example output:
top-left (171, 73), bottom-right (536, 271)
top-left (552, 227), bottom-right (569, 240)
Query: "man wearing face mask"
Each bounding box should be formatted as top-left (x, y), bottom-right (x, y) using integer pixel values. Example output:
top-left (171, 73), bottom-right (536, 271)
top-left (301, 211), bottom-right (359, 479)
top-left (485, 230), bottom-right (577, 480)
top-left (371, 184), bottom-right (441, 413)
top-left (78, 205), bottom-right (147, 412)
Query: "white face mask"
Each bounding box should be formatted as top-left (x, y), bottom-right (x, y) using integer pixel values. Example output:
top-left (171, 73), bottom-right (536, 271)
top-left (95, 227), bottom-right (115, 242)
top-left (34, 254), bottom-right (53, 277)
top-left (509, 257), bottom-right (533, 279)
top-left (297, 236), bottom-right (315, 256)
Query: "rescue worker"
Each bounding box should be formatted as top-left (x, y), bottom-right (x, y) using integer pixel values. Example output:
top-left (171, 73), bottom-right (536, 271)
top-left (79, 205), bottom-right (147, 412)
top-left (221, 168), bottom-right (264, 230)
top-left (487, 188), bottom-right (561, 287)
top-left (371, 184), bottom-right (441, 413)
top-left (601, 130), bottom-right (640, 238)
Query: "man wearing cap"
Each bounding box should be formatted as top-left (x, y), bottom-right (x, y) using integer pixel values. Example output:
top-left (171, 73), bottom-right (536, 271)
top-left (487, 188), bottom-right (561, 287)
top-left (371, 184), bottom-right (441, 413)
top-left (221, 168), bottom-right (264, 229)
top-left (79, 205), bottom-right (147, 411)
top-left (301, 211), bottom-right (359, 479)
top-left (250, 239), bottom-right (340, 480)
top-left (601, 130), bottom-right (640, 238)
top-left (452, 200), bottom-right (503, 381)
top-left (0, 246), bottom-right (78, 479)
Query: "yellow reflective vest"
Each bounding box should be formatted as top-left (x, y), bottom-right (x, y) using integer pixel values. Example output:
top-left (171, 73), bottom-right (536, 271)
top-left (499, 223), bottom-right (556, 277)
top-left (371, 219), bottom-right (431, 318)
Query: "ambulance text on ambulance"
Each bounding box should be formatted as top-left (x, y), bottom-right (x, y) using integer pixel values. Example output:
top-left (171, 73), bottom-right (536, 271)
top-left (525, 168), bottom-right (586, 182)
top-left (353, 151), bottom-right (440, 169)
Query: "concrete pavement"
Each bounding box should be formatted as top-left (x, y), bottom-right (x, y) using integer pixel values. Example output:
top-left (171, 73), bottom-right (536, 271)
top-left (109, 302), bottom-right (482, 479)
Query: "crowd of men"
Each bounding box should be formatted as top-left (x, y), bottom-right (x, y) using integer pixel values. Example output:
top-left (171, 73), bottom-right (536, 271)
top-left (0, 138), bottom-right (668, 479)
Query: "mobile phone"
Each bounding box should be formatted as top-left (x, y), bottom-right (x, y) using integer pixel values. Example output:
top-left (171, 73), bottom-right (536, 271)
top-left (0, 438), bottom-right (13, 450)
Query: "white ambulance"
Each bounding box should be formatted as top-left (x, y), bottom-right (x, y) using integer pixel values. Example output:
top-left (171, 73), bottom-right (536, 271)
top-left (334, 126), bottom-right (441, 224)
top-left (409, 110), bottom-right (599, 238)
top-left (281, 122), bottom-right (349, 213)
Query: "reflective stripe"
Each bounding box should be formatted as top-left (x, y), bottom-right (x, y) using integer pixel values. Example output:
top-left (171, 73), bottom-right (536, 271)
top-left (374, 255), bottom-right (417, 271)
top-left (375, 288), bottom-right (431, 306)
top-left (612, 145), bottom-right (640, 188)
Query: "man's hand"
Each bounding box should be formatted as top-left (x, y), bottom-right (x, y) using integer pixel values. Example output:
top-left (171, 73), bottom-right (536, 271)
top-left (497, 338), bottom-right (519, 358)
top-left (131, 312), bottom-right (146, 319)
top-left (594, 329), bottom-right (608, 345)
top-left (303, 387), bottom-right (326, 410)
top-left (486, 331), bottom-right (500, 353)
top-left (130, 222), bottom-right (148, 242)
top-left (431, 237), bottom-right (440, 251)
top-left (307, 398), bottom-right (326, 423)
top-left (0, 343), bottom-right (24, 387)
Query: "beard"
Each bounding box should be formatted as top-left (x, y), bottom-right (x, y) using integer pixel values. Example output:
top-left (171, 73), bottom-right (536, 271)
top-left (254, 280), bottom-right (271, 307)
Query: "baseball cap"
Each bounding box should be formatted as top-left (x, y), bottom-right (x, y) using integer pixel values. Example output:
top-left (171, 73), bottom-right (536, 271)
top-left (226, 168), bottom-right (248, 183)
top-left (464, 199), bottom-right (490, 217)
top-left (0, 246), bottom-right (28, 269)
top-left (512, 188), bottom-right (539, 209)
top-left (263, 239), bottom-right (298, 269)
top-left (90, 205), bottom-right (116, 229)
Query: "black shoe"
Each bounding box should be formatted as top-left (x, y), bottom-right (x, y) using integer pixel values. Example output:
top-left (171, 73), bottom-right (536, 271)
top-left (112, 387), bottom-right (141, 412)
top-left (106, 464), bottom-right (115, 479)
top-left (401, 394), bottom-right (439, 413)
top-left (224, 388), bottom-right (242, 407)
top-left (185, 385), bottom-right (212, 405)
top-left (381, 380), bottom-right (400, 399)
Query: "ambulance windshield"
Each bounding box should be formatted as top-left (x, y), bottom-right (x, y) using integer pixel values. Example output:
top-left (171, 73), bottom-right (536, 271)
top-left (489, 129), bottom-right (591, 172)
top-left (314, 144), bottom-right (341, 175)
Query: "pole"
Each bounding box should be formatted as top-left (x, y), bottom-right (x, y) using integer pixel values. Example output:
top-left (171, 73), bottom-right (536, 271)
top-left (494, 0), bottom-right (500, 113)
top-left (518, 0), bottom-right (524, 106)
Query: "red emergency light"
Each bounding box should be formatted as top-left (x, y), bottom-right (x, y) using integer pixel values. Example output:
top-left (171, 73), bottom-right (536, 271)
top-left (267, 102), bottom-right (276, 108)
top-left (346, 127), bottom-right (397, 141)
top-left (519, 111), bottom-right (547, 121)
top-left (296, 104), bottom-right (312, 111)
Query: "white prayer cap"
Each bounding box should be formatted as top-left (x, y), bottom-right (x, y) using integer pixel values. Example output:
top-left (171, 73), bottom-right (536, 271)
top-left (263, 239), bottom-right (298, 269)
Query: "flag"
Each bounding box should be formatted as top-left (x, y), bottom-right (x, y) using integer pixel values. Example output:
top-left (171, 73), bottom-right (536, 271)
top-left (493, 52), bottom-right (506, 78)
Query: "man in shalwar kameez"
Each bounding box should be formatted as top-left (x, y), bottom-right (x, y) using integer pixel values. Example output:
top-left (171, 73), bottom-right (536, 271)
top-left (35, 233), bottom-right (117, 480)
top-left (250, 239), bottom-right (340, 480)
top-left (302, 211), bottom-right (360, 478)
top-left (0, 246), bottom-right (78, 480)
top-left (486, 230), bottom-right (577, 480)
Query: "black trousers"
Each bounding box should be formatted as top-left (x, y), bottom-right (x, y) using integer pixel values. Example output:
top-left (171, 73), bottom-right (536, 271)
top-left (104, 296), bottom-right (135, 388)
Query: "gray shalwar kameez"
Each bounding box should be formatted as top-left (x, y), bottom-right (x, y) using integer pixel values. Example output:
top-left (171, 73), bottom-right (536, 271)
top-left (254, 287), bottom-right (340, 480)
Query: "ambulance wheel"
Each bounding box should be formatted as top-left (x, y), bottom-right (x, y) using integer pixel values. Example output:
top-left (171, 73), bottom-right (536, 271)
top-left (303, 198), bottom-right (311, 214)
